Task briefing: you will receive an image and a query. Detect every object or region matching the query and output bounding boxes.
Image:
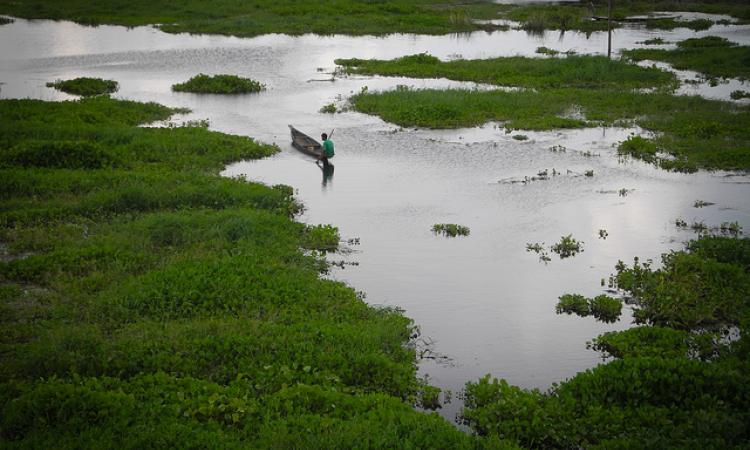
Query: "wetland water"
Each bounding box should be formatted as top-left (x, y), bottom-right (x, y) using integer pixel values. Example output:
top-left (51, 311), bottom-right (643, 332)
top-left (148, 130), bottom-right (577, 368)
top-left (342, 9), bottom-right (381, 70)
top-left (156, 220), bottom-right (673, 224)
top-left (2, 16), bottom-right (750, 422)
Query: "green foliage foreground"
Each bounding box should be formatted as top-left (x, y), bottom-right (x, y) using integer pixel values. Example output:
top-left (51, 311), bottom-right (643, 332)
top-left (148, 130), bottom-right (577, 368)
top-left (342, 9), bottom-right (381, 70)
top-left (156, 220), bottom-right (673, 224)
top-left (172, 74), bottom-right (265, 94)
top-left (463, 236), bottom-right (750, 448)
top-left (0, 97), bottom-right (493, 448)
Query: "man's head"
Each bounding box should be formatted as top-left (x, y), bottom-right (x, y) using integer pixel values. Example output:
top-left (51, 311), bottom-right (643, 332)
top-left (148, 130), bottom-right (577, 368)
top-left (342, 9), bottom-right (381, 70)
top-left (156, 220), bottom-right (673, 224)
top-left (321, 133), bottom-right (328, 140)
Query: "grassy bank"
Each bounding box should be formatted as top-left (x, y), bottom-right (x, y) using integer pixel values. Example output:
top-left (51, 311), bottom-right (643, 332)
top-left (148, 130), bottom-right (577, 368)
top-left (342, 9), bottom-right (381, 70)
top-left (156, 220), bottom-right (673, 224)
top-left (336, 53), bottom-right (677, 90)
top-left (0, 0), bottom-right (507, 37)
top-left (172, 74), bottom-right (265, 94)
top-left (624, 36), bottom-right (750, 80)
top-left (46, 77), bottom-right (119, 96)
top-left (462, 236), bottom-right (750, 447)
top-left (497, 0), bottom-right (750, 32)
top-left (350, 87), bottom-right (750, 171)
top-left (0, 97), bottom-right (492, 448)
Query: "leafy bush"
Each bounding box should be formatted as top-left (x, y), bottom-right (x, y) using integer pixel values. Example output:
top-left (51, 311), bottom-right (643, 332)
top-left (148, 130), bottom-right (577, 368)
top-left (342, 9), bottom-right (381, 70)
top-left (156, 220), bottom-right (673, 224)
top-left (46, 77), bottom-right (119, 96)
top-left (556, 294), bottom-right (621, 322)
top-left (556, 294), bottom-right (589, 316)
top-left (172, 74), bottom-right (265, 94)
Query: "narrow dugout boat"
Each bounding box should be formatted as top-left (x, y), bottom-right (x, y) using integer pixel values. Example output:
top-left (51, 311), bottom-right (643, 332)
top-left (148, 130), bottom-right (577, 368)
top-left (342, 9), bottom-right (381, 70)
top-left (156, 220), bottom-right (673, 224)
top-left (289, 125), bottom-right (323, 158)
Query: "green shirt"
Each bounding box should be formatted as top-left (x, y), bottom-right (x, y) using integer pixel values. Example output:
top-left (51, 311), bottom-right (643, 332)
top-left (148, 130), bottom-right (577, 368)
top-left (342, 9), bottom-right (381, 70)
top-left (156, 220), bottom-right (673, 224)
top-left (322, 139), bottom-right (334, 158)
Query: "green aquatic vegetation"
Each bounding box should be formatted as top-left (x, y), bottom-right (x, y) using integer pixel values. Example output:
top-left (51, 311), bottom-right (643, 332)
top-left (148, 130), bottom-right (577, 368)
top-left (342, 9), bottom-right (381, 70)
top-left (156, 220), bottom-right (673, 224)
top-left (584, 169), bottom-right (594, 177)
top-left (639, 37), bottom-right (667, 45)
top-left (526, 242), bottom-right (551, 264)
top-left (464, 237), bottom-right (750, 447)
top-left (432, 223), bottom-right (470, 237)
top-left (0, 96), bottom-right (480, 447)
top-left (172, 74), bottom-right (265, 94)
top-left (598, 229), bottom-right (608, 239)
top-left (645, 17), bottom-right (713, 31)
top-left (349, 85), bottom-right (750, 170)
top-left (556, 294), bottom-right (589, 316)
top-left (46, 77), bottom-right (118, 96)
top-left (535, 46), bottom-right (559, 56)
top-left (694, 199), bottom-right (715, 208)
top-left (611, 243), bottom-right (750, 330)
top-left (0, 16), bottom-right (12, 24)
top-left (550, 234), bottom-right (583, 258)
top-left (556, 294), bottom-right (622, 322)
top-left (319, 103), bottom-right (337, 114)
top-left (731, 90), bottom-right (750, 100)
top-left (497, 0), bottom-right (750, 32)
top-left (0, 0), bottom-right (509, 37)
top-left (623, 36), bottom-right (750, 80)
top-left (512, 134), bottom-right (528, 141)
top-left (337, 53), bottom-right (676, 90)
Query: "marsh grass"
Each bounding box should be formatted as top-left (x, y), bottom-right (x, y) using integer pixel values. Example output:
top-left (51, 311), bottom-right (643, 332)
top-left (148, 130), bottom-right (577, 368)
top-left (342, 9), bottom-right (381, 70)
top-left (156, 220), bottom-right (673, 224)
top-left (350, 87), bottom-right (750, 170)
top-left (731, 90), bottom-right (750, 100)
top-left (172, 74), bottom-right (265, 94)
top-left (337, 53), bottom-right (676, 90)
top-left (0, 0), bottom-right (508, 36)
top-left (46, 77), bottom-right (118, 96)
top-left (623, 36), bottom-right (750, 80)
top-left (0, 96), bottom-right (481, 447)
top-left (498, 0), bottom-right (749, 32)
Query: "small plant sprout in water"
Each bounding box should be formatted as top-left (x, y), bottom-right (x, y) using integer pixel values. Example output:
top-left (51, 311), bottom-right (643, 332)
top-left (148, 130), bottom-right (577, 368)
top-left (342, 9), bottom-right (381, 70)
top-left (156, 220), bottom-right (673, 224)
top-left (432, 223), bottom-right (470, 237)
top-left (598, 229), bottom-right (608, 239)
top-left (549, 145), bottom-right (566, 153)
top-left (675, 218), bottom-right (688, 228)
top-left (618, 188), bottom-right (632, 197)
top-left (720, 221), bottom-right (742, 236)
top-left (526, 242), bottom-right (551, 264)
top-left (581, 150), bottom-right (600, 157)
top-left (693, 199), bottom-right (715, 208)
top-left (512, 134), bottom-right (529, 141)
top-left (551, 234), bottom-right (584, 258)
top-left (584, 170), bottom-right (594, 177)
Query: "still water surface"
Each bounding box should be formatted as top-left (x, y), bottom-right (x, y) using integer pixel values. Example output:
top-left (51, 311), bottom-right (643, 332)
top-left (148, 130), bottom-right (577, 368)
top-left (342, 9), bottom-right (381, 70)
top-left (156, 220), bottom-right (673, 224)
top-left (2, 16), bottom-right (749, 422)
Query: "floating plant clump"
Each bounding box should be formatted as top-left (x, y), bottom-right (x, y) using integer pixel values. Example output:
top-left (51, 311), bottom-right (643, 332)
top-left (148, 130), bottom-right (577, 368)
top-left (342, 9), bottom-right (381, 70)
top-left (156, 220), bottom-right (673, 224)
top-left (432, 223), bottom-right (470, 237)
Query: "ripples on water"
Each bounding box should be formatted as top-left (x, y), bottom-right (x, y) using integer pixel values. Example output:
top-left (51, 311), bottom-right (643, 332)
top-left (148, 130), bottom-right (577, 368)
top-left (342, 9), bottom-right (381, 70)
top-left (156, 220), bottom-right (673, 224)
top-left (2, 15), bottom-right (749, 422)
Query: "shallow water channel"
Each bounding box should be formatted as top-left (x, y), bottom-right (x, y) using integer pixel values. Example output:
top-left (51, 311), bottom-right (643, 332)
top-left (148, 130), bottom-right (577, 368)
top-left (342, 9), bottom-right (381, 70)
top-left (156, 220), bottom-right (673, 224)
top-left (2, 16), bottom-right (750, 422)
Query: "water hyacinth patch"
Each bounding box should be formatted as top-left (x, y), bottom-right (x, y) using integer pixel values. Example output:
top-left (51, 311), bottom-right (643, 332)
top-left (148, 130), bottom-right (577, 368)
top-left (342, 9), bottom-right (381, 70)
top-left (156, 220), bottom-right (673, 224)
top-left (172, 74), bottom-right (265, 94)
top-left (432, 223), bottom-right (470, 237)
top-left (46, 77), bottom-right (119, 96)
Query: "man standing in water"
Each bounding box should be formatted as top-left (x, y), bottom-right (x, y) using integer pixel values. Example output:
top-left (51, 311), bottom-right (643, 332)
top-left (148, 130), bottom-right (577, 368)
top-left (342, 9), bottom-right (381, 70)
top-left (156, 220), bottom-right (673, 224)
top-left (318, 132), bottom-right (334, 168)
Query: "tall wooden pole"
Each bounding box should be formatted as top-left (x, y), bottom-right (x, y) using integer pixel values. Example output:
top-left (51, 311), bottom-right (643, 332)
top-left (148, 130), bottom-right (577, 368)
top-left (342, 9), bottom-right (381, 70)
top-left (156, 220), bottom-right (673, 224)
top-left (607, 0), bottom-right (612, 59)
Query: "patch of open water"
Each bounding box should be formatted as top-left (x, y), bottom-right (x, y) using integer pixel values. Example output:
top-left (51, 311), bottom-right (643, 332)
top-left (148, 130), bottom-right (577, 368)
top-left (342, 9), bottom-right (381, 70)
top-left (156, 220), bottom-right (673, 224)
top-left (1, 16), bottom-right (749, 422)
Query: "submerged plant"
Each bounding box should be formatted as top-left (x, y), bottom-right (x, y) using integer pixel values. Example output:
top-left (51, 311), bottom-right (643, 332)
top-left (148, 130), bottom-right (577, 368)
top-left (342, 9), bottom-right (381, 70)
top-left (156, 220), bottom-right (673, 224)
top-left (598, 229), bottom-right (608, 239)
top-left (432, 223), bottom-right (470, 237)
top-left (693, 200), bottom-right (715, 208)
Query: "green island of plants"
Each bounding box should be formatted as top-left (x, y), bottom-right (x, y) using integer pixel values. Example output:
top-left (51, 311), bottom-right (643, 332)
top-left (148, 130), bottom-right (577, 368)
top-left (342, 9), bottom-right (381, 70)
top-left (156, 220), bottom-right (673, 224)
top-left (0, 96), bottom-right (497, 448)
top-left (336, 53), bottom-right (677, 90)
top-left (462, 236), bottom-right (750, 447)
top-left (172, 74), bottom-right (265, 94)
top-left (0, 0), bottom-right (509, 37)
top-left (344, 51), bottom-right (750, 171)
top-left (432, 223), bottom-right (470, 237)
top-left (46, 77), bottom-right (119, 96)
top-left (623, 36), bottom-right (750, 80)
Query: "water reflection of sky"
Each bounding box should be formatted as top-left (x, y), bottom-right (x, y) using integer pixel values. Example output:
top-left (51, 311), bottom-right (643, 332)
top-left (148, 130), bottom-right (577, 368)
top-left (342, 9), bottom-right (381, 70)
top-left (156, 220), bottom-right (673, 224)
top-left (1, 16), bottom-right (749, 423)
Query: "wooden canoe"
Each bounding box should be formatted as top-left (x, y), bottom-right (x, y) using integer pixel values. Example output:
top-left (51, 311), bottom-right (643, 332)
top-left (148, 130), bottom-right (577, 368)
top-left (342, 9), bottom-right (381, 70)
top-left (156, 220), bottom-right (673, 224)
top-left (289, 125), bottom-right (322, 158)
